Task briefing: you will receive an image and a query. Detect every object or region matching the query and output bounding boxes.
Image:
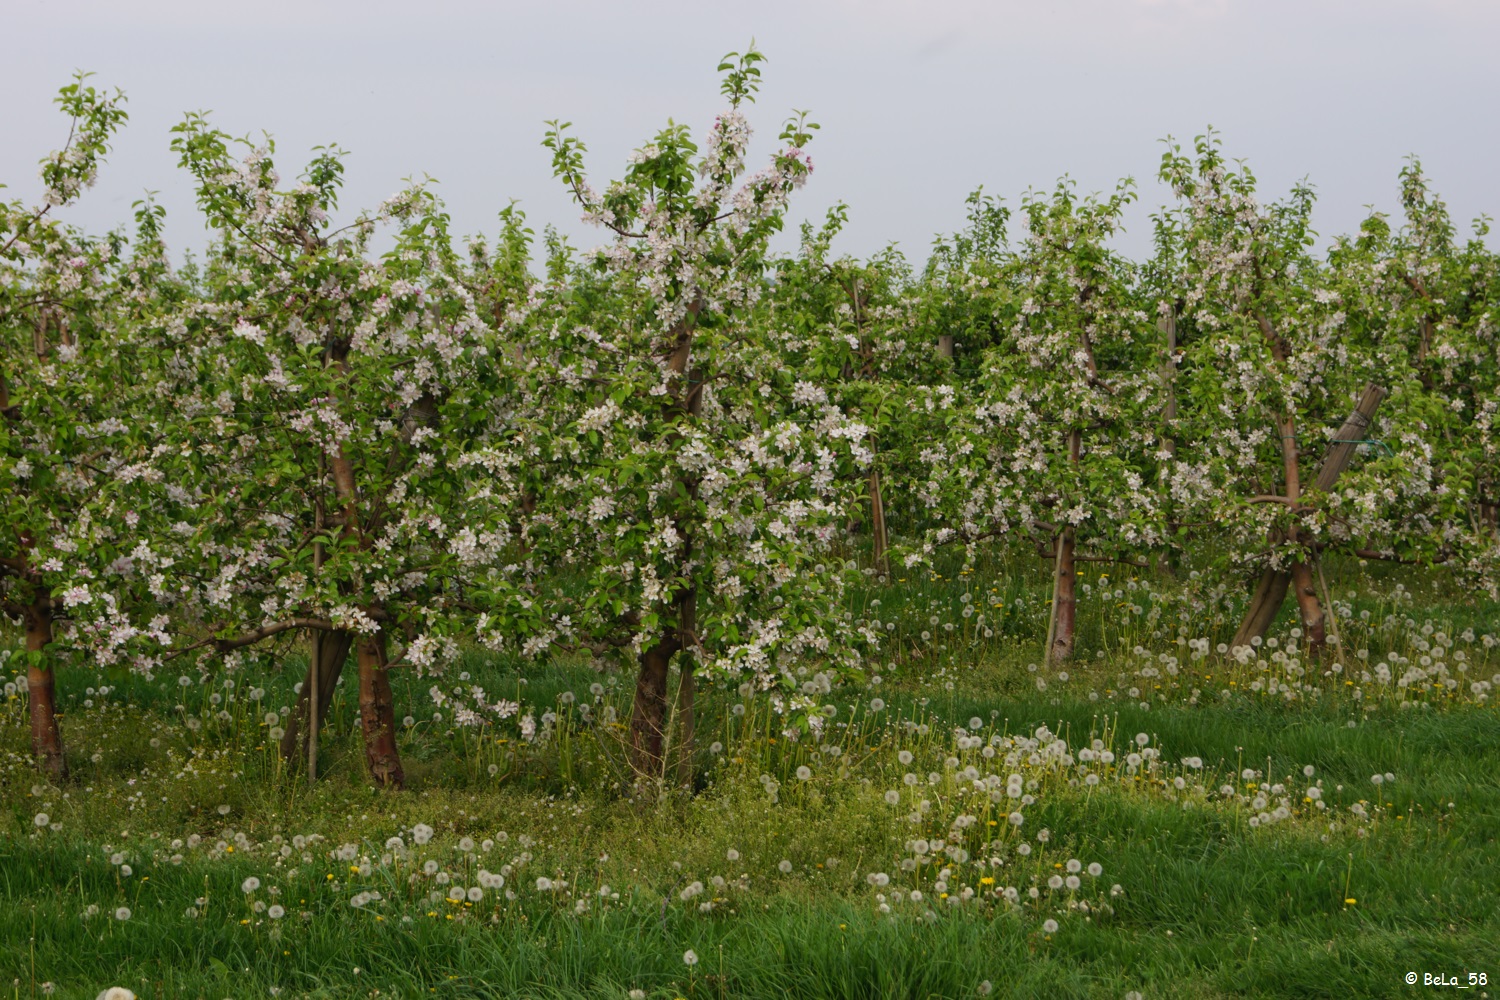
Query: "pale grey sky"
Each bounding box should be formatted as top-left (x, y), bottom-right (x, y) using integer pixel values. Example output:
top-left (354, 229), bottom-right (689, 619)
top-left (5, 0), bottom-right (1498, 267)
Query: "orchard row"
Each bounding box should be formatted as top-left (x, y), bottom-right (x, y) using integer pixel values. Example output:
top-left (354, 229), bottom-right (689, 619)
top-left (3, 49), bottom-right (1496, 788)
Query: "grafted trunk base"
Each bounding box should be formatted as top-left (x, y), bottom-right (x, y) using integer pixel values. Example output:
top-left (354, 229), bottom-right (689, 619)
top-left (1289, 561), bottom-right (1327, 653)
top-left (629, 639), bottom-right (677, 781)
top-left (26, 600), bottom-right (67, 782)
top-left (357, 633), bottom-right (404, 789)
top-left (29, 663), bottom-right (67, 782)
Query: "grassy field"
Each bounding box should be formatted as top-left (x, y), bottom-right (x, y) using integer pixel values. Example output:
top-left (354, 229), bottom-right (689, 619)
top-left (3, 557), bottom-right (1499, 999)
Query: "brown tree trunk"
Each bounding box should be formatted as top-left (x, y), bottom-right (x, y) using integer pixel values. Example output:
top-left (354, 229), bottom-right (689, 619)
top-left (628, 305), bottom-right (700, 784)
top-left (1050, 528), bottom-right (1077, 663)
top-left (630, 634), bottom-right (680, 779)
top-left (1231, 382), bottom-right (1386, 648)
top-left (1232, 568), bottom-right (1291, 649)
top-left (25, 596), bottom-right (67, 782)
top-left (1289, 561), bottom-right (1326, 651)
top-left (357, 631), bottom-right (404, 789)
top-left (937, 334), bottom-right (954, 359)
top-left (1046, 427), bottom-right (1083, 664)
top-left (280, 630), bottom-right (354, 764)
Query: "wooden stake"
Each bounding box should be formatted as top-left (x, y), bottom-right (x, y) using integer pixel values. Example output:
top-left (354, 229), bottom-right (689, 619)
top-left (1043, 532), bottom-right (1064, 670)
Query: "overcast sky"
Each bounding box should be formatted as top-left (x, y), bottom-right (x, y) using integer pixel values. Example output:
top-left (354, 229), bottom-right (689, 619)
top-left (5, 0), bottom-right (1498, 269)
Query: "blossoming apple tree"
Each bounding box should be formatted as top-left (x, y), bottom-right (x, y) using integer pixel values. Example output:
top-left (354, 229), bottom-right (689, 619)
top-left (0, 76), bottom-right (180, 779)
top-left (531, 46), bottom-right (876, 780)
top-left (138, 119), bottom-right (541, 787)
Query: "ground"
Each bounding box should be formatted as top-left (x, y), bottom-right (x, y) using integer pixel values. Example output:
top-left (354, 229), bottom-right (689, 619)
top-left (3, 557), bottom-right (1498, 999)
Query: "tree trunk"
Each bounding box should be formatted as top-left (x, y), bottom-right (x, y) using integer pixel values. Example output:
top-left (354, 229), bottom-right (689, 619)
top-left (1046, 427), bottom-right (1083, 665)
top-left (280, 630), bottom-right (354, 765)
top-left (630, 635), bottom-right (679, 779)
top-left (357, 631), bottom-right (404, 789)
top-left (1289, 561), bottom-right (1326, 651)
top-left (1482, 500), bottom-right (1499, 535)
top-left (937, 334), bottom-right (954, 359)
top-left (1232, 568), bottom-right (1291, 649)
top-left (1230, 383), bottom-right (1387, 647)
top-left (629, 306), bottom-right (699, 784)
top-left (25, 595), bottom-right (67, 782)
top-left (1050, 528), bottom-right (1077, 663)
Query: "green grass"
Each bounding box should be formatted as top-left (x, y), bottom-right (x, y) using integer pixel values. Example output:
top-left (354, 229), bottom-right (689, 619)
top-left (3, 557), bottom-right (1499, 999)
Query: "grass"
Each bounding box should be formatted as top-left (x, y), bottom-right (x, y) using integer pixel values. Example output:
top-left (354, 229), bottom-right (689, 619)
top-left (2, 555), bottom-right (1498, 999)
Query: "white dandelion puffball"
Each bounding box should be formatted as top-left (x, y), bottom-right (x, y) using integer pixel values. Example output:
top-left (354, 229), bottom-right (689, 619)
top-left (241, 876), bottom-right (261, 893)
top-left (1042, 918), bottom-right (1059, 933)
top-left (683, 949), bottom-right (699, 966)
top-left (97, 990), bottom-right (136, 1000)
top-left (114, 907), bottom-right (131, 921)
top-left (778, 859), bottom-right (793, 874)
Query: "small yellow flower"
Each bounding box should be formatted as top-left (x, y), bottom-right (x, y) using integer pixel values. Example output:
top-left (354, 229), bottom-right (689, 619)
top-left (1344, 898), bottom-right (1356, 905)
top-left (980, 877), bottom-right (995, 885)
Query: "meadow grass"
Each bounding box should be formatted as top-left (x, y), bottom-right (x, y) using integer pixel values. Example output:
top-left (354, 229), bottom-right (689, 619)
top-left (3, 556), bottom-right (1498, 999)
